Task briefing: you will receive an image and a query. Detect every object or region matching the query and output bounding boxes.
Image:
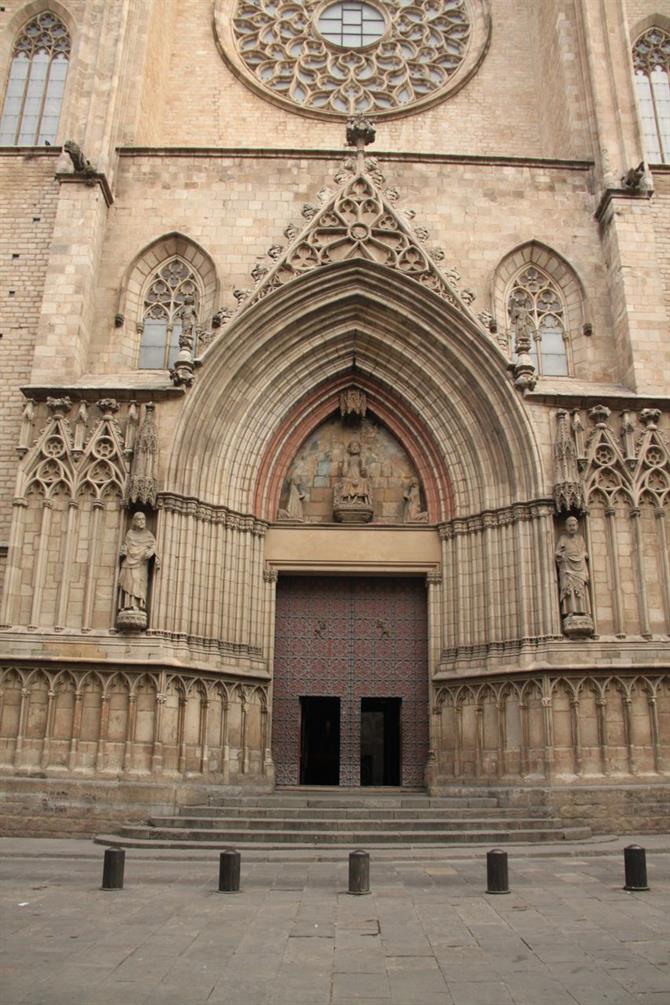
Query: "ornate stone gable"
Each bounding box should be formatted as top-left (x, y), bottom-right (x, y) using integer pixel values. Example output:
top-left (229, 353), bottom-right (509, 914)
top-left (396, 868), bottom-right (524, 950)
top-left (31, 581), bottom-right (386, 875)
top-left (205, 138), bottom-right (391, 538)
top-left (205, 155), bottom-right (486, 354)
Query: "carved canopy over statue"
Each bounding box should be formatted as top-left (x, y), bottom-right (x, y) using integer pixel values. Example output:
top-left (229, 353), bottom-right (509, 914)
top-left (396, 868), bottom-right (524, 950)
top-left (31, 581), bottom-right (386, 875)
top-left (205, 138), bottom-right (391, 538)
top-left (116, 512), bottom-right (159, 631)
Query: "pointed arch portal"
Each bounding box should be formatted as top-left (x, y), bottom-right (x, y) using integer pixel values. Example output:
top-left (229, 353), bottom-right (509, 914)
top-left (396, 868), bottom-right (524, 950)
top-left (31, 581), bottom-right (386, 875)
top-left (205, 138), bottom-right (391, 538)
top-left (159, 257), bottom-right (548, 787)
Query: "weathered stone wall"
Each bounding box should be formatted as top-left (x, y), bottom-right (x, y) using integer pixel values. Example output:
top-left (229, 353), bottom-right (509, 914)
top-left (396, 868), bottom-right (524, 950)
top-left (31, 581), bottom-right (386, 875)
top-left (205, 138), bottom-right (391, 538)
top-left (0, 154), bottom-right (59, 544)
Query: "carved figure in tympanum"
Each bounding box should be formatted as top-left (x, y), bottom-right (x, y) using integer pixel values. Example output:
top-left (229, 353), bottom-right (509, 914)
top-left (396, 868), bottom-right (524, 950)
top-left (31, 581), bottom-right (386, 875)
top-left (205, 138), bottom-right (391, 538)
top-left (278, 479), bottom-right (306, 522)
top-left (334, 440), bottom-right (373, 523)
top-left (403, 478), bottom-right (428, 523)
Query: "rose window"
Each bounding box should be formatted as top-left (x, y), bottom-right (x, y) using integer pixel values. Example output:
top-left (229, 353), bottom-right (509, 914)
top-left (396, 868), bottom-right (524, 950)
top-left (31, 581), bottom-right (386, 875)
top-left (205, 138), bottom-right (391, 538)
top-left (215, 0), bottom-right (491, 119)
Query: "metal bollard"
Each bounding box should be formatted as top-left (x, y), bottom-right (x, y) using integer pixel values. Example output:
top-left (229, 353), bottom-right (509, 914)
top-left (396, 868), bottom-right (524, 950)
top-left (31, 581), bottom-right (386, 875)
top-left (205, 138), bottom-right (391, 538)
top-left (219, 848), bottom-right (241, 893)
top-left (348, 849), bottom-right (370, 895)
top-left (624, 845), bottom-right (649, 891)
top-left (486, 848), bottom-right (510, 895)
top-left (101, 848), bottom-right (125, 890)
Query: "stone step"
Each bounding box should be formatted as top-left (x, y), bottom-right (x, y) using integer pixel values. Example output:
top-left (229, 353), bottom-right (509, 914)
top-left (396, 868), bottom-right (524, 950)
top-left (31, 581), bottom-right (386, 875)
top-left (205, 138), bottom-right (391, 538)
top-left (179, 805), bottom-right (552, 820)
top-left (155, 815), bottom-right (560, 833)
top-left (102, 824), bottom-right (589, 847)
top-left (203, 795), bottom-right (502, 810)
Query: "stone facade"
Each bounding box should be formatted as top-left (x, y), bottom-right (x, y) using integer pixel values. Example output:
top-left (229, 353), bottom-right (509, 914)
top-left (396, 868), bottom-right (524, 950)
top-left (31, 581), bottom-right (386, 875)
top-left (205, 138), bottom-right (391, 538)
top-left (1, 0), bottom-right (670, 831)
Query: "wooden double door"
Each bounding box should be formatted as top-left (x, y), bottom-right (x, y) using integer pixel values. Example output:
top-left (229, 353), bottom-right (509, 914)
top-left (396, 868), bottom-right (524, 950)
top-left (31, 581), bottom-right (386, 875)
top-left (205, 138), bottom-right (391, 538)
top-left (272, 576), bottom-right (428, 787)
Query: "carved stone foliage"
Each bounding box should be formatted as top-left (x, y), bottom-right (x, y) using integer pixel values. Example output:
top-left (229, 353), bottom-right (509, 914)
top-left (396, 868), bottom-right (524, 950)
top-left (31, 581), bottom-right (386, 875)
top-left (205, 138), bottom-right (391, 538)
top-left (221, 0), bottom-right (487, 119)
top-left (278, 413), bottom-right (425, 524)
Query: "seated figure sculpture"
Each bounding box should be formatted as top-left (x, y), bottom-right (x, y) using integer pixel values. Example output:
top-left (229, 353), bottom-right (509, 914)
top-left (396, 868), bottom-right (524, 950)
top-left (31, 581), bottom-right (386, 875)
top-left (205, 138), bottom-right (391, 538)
top-left (333, 440), bottom-right (373, 523)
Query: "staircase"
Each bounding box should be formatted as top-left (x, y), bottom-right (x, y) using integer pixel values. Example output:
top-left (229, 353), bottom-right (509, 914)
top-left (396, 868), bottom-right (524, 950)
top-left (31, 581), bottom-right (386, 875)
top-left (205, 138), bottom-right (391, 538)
top-left (95, 787), bottom-right (591, 851)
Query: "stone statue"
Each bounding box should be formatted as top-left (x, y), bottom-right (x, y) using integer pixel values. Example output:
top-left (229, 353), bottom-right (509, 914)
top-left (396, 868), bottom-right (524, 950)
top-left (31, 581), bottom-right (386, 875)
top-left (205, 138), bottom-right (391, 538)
top-left (117, 512), bottom-right (159, 631)
top-left (333, 440), bottom-right (373, 523)
top-left (178, 295), bottom-right (198, 348)
top-left (555, 516), bottom-right (593, 638)
top-left (403, 478), bottom-right (428, 523)
top-left (278, 479), bottom-right (306, 521)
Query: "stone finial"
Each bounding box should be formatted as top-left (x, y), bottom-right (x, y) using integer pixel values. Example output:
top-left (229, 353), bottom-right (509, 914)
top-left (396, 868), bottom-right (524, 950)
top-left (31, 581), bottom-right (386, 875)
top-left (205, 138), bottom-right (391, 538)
top-left (640, 408), bottom-right (661, 430)
top-left (97, 398), bottom-right (120, 418)
top-left (46, 396), bottom-right (72, 417)
top-left (346, 116), bottom-right (376, 149)
top-left (588, 404), bottom-right (611, 427)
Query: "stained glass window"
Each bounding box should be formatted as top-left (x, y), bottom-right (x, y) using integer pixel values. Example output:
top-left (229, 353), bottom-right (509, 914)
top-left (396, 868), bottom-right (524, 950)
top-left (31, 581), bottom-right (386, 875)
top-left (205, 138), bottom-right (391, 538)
top-left (633, 27), bottom-right (670, 163)
top-left (139, 258), bottom-right (200, 369)
top-left (0, 12), bottom-right (70, 146)
top-left (508, 266), bottom-right (569, 377)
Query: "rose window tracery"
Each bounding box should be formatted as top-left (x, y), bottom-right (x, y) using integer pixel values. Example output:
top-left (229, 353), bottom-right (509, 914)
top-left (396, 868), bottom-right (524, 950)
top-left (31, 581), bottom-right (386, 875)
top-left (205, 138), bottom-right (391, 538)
top-left (216, 0), bottom-right (490, 119)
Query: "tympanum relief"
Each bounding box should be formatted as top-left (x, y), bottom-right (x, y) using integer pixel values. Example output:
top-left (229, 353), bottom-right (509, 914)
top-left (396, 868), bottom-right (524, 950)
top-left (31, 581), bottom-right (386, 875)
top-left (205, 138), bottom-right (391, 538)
top-left (277, 413), bottom-right (427, 524)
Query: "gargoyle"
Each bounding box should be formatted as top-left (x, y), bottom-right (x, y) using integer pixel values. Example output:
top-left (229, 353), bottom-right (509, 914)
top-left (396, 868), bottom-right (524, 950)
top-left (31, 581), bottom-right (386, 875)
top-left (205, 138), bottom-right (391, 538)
top-left (63, 140), bottom-right (96, 177)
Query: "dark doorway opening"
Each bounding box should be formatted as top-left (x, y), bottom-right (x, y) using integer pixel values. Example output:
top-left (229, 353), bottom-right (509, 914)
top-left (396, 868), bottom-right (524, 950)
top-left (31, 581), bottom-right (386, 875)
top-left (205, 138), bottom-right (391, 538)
top-left (300, 697), bottom-right (340, 785)
top-left (360, 697), bottom-right (401, 786)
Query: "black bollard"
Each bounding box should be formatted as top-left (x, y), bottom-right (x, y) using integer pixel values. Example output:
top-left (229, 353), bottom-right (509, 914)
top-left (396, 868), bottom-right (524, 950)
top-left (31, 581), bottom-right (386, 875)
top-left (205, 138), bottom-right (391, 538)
top-left (624, 844), bottom-right (649, 891)
top-left (486, 848), bottom-right (510, 895)
top-left (348, 849), bottom-right (370, 895)
top-left (219, 848), bottom-right (241, 893)
top-left (101, 848), bottom-right (125, 890)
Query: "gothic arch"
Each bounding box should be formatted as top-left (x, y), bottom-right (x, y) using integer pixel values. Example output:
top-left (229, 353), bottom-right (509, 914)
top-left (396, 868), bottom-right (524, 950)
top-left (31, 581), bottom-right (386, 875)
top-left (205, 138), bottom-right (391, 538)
top-left (492, 241), bottom-right (587, 360)
top-left (117, 232), bottom-right (219, 354)
top-left (168, 259), bottom-right (546, 518)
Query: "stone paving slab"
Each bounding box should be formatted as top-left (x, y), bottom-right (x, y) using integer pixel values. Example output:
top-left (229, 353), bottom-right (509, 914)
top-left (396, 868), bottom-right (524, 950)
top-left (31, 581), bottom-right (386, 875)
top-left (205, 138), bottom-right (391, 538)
top-left (0, 840), bottom-right (669, 1004)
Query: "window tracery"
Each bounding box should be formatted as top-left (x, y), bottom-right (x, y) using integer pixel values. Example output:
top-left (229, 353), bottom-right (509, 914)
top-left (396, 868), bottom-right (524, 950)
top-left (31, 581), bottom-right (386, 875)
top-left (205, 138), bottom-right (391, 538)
top-left (216, 0), bottom-right (490, 120)
top-left (0, 12), bottom-right (70, 146)
top-left (507, 266), bottom-right (569, 377)
top-left (633, 26), bottom-right (670, 163)
top-left (139, 258), bottom-right (201, 370)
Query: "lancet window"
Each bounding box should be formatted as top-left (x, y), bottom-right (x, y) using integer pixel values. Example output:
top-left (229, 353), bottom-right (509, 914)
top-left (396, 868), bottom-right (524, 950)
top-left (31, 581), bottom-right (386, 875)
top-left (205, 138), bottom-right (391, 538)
top-left (633, 26), bottom-right (670, 163)
top-left (507, 266), bottom-right (569, 377)
top-left (0, 12), bottom-right (70, 146)
top-left (139, 258), bottom-right (201, 369)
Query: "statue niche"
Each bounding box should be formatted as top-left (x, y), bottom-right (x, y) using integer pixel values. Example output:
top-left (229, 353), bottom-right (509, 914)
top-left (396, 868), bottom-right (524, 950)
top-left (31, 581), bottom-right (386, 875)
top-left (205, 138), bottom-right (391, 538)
top-left (116, 512), bottom-right (159, 632)
top-left (276, 412), bottom-right (427, 525)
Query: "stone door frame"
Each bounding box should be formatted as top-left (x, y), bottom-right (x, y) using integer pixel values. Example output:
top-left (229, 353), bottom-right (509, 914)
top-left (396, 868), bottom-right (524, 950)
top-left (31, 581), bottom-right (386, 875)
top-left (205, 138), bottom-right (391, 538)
top-left (263, 558), bottom-right (442, 789)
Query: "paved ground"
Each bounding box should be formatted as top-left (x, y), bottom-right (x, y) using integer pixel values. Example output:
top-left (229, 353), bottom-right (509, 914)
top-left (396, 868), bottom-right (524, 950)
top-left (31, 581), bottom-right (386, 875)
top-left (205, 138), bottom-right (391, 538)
top-left (1, 837), bottom-right (669, 1005)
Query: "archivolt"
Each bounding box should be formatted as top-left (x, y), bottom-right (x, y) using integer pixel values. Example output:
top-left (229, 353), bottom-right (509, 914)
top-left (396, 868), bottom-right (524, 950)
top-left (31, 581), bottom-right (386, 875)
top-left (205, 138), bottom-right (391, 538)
top-left (167, 261), bottom-right (545, 517)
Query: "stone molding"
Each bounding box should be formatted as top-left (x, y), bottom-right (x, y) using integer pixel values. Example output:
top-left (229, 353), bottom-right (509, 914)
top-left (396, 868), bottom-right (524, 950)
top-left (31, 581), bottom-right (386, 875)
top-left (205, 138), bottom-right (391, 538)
top-left (157, 493), bottom-right (268, 535)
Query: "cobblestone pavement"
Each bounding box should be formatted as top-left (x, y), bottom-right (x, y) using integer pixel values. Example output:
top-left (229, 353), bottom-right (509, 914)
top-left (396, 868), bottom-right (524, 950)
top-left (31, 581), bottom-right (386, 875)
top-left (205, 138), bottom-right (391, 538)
top-left (1, 841), bottom-right (669, 1005)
